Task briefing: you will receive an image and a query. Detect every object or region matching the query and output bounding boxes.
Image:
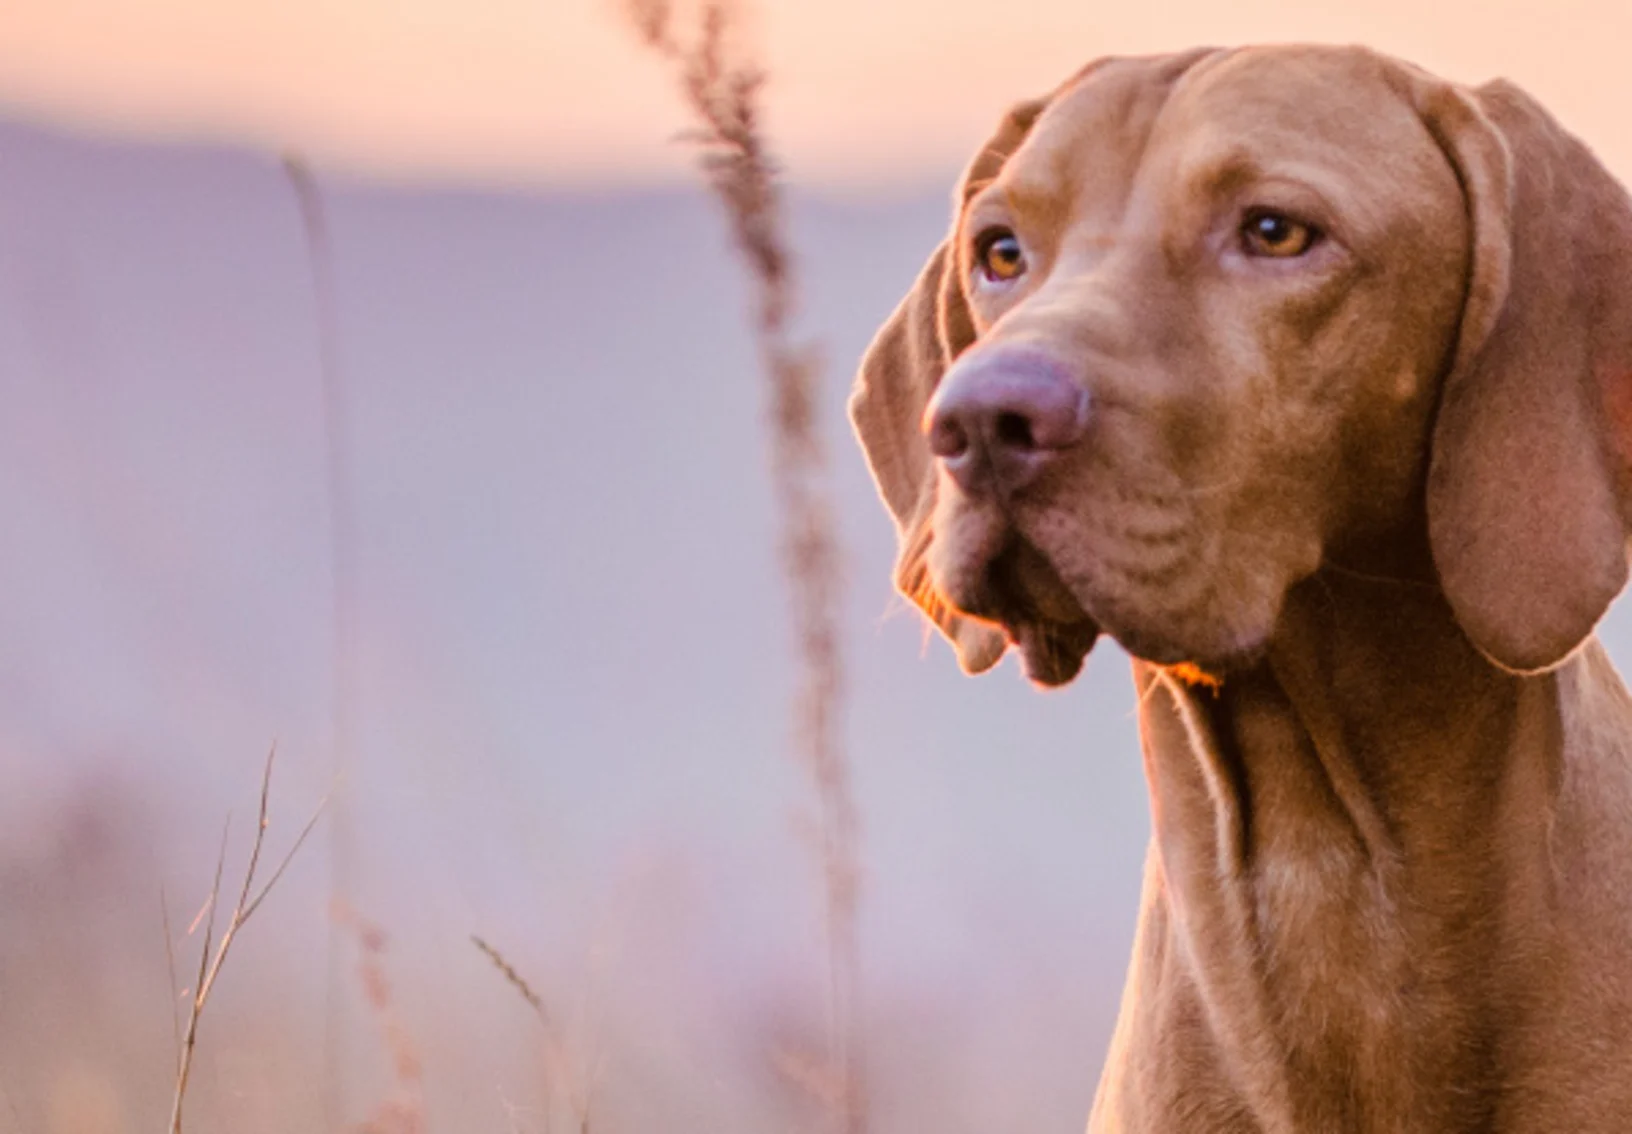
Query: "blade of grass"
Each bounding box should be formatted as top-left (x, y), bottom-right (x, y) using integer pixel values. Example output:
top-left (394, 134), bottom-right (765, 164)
top-left (160, 887), bottom-right (183, 1077)
top-left (623, 5), bottom-right (865, 1130)
top-left (168, 748), bottom-right (326, 1133)
top-left (472, 936), bottom-right (592, 1133)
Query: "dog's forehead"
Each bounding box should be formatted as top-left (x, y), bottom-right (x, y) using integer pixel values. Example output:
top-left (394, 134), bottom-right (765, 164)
top-left (1158, 47), bottom-right (1425, 159)
top-left (1002, 55), bottom-right (1204, 206)
top-left (1002, 46), bottom-right (1435, 209)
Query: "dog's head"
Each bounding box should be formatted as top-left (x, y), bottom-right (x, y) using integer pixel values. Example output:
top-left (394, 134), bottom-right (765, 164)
top-left (850, 45), bottom-right (1632, 685)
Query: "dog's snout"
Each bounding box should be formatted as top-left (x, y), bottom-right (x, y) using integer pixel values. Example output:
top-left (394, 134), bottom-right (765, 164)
top-left (924, 349), bottom-right (1089, 494)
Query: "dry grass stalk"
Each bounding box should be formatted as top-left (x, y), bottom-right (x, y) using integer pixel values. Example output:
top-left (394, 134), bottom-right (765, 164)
top-left (336, 906), bottom-right (426, 1134)
top-left (167, 745), bottom-right (329, 1133)
top-left (472, 935), bottom-right (593, 1133)
top-left (283, 152), bottom-right (362, 1134)
top-left (624, 5), bottom-right (865, 1131)
top-left (160, 886), bottom-right (184, 1076)
top-left (0, 1074), bottom-right (22, 1134)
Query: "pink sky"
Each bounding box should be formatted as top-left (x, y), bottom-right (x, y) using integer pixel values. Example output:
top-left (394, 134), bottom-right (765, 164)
top-left (2, 0), bottom-right (1629, 187)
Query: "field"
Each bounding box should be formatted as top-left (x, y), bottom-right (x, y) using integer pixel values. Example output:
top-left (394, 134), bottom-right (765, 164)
top-left (0, 104), bottom-right (1151, 1133)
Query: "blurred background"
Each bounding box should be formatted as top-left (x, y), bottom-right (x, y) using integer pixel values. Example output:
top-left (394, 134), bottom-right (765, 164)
top-left (3, 1), bottom-right (1631, 1131)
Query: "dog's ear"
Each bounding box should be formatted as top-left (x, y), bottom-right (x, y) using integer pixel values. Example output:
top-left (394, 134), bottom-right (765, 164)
top-left (1414, 77), bottom-right (1632, 673)
top-left (847, 98), bottom-right (1047, 674)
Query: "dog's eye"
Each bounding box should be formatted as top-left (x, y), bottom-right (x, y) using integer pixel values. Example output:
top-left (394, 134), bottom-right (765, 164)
top-left (974, 228), bottom-right (1027, 283)
top-left (1241, 209), bottom-right (1321, 258)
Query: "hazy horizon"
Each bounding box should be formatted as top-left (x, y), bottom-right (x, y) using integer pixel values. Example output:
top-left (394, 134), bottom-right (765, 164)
top-left (3, 0), bottom-right (1629, 188)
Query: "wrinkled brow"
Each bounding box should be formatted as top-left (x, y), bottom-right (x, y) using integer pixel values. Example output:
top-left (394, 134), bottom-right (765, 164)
top-left (962, 174), bottom-right (1068, 234)
top-left (1177, 149), bottom-right (1264, 199)
top-left (1003, 171), bottom-right (1068, 218)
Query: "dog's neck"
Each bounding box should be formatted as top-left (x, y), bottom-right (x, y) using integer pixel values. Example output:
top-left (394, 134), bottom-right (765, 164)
top-left (1118, 565), bottom-right (1588, 1131)
top-left (1231, 566), bottom-right (1557, 871)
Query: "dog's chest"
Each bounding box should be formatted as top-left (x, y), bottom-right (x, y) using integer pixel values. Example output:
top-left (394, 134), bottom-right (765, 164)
top-left (1245, 829), bottom-right (1487, 1129)
top-left (1139, 672), bottom-right (1508, 1131)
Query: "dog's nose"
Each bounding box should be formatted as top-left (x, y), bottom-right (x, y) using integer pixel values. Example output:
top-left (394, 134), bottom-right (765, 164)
top-left (924, 349), bottom-right (1089, 494)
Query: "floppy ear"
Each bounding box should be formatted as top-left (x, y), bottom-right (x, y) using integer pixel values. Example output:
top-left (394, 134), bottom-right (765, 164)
top-left (847, 98), bottom-right (1047, 674)
top-left (1415, 77), bottom-right (1632, 673)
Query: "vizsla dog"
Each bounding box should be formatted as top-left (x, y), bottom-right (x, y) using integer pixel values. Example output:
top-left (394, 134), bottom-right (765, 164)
top-left (849, 46), bottom-right (1632, 1132)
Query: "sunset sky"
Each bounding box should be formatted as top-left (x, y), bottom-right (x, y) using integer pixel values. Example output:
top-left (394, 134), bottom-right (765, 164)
top-left (2, 0), bottom-right (1629, 187)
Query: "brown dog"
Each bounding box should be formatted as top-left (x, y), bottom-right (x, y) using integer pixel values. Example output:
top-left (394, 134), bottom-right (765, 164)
top-left (850, 46), bottom-right (1632, 1132)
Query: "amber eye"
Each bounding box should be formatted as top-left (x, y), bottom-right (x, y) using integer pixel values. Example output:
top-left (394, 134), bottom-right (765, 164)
top-left (1241, 209), bottom-right (1321, 258)
top-left (974, 227), bottom-right (1027, 283)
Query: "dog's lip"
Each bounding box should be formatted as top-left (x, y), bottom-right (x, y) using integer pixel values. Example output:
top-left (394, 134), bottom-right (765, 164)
top-left (1009, 616), bottom-right (1101, 686)
top-left (972, 535), bottom-right (1101, 685)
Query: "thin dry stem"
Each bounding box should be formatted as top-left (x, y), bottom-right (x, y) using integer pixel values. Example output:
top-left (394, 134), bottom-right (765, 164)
top-left (338, 907), bottom-right (425, 1134)
top-left (168, 745), bottom-right (329, 1133)
top-left (624, 4), bottom-right (865, 1131)
top-left (472, 936), bottom-right (593, 1133)
top-left (160, 887), bottom-right (183, 1076)
top-left (0, 1078), bottom-right (21, 1134)
top-left (283, 152), bottom-right (361, 1134)
top-left (170, 818), bottom-right (229, 1131)
top-left (184, 892), bottom-right (214, 937)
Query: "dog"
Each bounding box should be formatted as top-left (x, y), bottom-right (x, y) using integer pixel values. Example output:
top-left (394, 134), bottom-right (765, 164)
top-left (849, 45), bottom-right (1632, 1132)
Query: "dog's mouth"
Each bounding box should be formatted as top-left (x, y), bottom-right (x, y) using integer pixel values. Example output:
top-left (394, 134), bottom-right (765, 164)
top-left (970, 537), bottom-right (1101, 686)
